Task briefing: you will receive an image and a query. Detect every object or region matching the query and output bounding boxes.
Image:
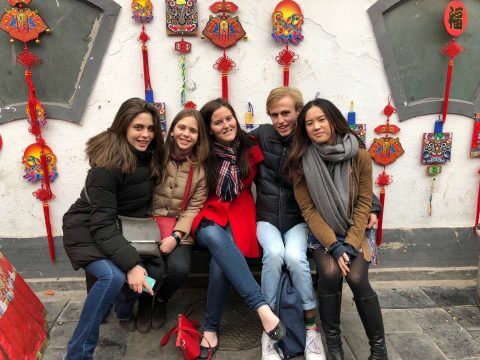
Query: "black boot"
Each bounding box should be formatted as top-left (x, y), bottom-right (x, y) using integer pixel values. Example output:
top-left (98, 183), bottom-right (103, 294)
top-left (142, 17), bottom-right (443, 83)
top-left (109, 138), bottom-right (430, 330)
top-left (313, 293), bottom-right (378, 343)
top-left (151, 298), bottom-right (167, 330)
top-left (136, 294), bottom-right (152, 334)
top-left (318, 293), bottom-right (344, 360)
top-left (354, 294), bottom-right (388, 360)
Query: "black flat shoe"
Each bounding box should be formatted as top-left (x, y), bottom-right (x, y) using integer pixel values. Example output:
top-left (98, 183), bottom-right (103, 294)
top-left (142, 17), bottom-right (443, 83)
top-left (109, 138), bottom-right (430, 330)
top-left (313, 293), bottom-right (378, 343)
top-left (198, 344), bottom-right (218, 359)
top-left (265, 321), bottom-right (286, 342)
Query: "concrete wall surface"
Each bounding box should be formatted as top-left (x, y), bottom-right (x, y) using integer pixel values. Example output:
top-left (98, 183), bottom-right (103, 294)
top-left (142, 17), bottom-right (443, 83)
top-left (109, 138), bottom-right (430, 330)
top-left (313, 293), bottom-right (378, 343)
top-left (0, 0), bottom-right (479, 243)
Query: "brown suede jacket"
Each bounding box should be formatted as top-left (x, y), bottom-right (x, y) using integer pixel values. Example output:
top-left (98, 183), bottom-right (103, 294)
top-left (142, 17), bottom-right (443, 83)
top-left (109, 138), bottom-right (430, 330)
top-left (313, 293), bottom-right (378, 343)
top-left (152, 160), bottom-right (207, 245)
top-left (293, 148), bottom-right (373, 261)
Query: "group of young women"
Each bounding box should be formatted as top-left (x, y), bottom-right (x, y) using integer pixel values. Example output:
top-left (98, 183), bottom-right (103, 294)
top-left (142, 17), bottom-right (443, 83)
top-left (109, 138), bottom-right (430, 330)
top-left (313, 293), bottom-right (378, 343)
top-left (62, 92), bottom-right (388, 360)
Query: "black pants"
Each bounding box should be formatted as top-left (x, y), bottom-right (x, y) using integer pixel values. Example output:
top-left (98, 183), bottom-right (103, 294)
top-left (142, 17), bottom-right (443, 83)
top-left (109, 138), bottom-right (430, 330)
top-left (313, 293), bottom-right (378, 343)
top-left (156, 244), bottom-right (192, 301)
top-left (312, 247), bottom-right (375, 298)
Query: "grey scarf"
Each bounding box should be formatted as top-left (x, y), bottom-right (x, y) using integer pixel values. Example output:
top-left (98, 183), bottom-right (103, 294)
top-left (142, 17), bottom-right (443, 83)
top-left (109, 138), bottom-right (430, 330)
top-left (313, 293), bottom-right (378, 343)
top-left (302, 133), bottom-right (359, 236)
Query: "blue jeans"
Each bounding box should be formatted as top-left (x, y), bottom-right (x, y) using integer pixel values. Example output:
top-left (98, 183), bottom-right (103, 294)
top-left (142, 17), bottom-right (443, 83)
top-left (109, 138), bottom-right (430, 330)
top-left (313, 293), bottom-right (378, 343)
top-left (196, 223), bottom-right (266, 332)
top-left (257, 221), bottom-right (316, 311)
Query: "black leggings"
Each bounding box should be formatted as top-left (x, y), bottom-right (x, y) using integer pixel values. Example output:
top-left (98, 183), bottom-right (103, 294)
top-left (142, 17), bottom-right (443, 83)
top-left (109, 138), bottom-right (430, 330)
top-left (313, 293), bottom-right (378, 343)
top-left (312, 247), bottom-right (375, 299)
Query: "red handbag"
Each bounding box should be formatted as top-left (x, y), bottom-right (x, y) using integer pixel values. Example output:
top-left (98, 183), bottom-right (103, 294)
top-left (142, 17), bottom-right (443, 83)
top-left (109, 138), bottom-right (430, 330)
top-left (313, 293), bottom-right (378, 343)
top-left (160, 307), bottom-right (201, 360)
top-left (154, 164), bottom-right (194, 239)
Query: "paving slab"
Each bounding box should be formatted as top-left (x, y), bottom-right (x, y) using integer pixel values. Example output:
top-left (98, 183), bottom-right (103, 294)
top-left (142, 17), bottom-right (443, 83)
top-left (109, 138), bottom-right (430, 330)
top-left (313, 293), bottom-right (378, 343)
top-left (421, 286), bottom-right (477, 307)
top-left (341, 310), bottom-right (370, 359)
top-left (382, 309), bottom-right (424, 334)
top-left (376, 288), bottom-right (436, 309)
top-left (387, 333), bottom-right (448, 360)
top-left (446, 306), bottom-right (480, 330)
top-left (43, 299), bottom-right (68, 331)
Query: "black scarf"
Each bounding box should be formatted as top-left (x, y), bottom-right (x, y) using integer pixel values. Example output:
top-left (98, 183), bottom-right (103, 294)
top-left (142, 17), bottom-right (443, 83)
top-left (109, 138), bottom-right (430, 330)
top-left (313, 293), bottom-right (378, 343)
top-left (214, 141), bottom-right (243, 201)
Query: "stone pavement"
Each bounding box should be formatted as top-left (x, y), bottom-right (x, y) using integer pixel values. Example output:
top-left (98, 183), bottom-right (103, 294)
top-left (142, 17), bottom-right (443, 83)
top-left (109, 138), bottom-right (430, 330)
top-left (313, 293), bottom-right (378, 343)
top-left (34, 268), bottom-right (480, 360)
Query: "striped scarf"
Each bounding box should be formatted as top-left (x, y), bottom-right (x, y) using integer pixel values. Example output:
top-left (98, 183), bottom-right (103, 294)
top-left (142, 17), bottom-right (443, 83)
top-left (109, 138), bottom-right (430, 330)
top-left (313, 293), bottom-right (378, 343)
top-left (214, 141), bottom-right (243, 201)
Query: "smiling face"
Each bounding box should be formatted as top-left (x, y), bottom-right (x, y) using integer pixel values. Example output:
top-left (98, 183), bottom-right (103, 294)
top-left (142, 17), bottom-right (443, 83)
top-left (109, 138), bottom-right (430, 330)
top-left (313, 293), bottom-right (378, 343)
top-left (126, 112), bottom-right (155, 151)
top-left (305, 106), bottom-right (335, 145)
top-left (209, 106), bottom-right (238, 146)
top-left (267, 95), bottom-right (299, 137)
top-left (171, 115), bottom-right (199, 157)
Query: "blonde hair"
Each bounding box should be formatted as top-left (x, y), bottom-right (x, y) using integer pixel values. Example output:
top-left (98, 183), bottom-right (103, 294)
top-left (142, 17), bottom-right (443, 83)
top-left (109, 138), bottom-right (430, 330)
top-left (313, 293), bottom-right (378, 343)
top-left (266, 86), bottom-right (304, 115)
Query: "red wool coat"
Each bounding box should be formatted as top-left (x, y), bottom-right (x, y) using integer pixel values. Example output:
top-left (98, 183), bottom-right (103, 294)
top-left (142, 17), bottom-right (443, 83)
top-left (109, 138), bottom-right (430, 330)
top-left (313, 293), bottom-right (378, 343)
top-left (191, 144), bottom-right (264, 258)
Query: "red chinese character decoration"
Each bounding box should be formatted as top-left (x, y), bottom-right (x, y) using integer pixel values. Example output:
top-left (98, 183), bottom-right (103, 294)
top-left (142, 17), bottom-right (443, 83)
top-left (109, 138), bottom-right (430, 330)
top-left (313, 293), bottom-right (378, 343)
top-left (202, 0), bottom-right (246, 100)
top-left (1, 0), bottom-right (56, 262)
top-left (132, 0), bottom-right (167, 137)
top-left (272, 0), bottom-right (304, 86)
top-left (166, 0), bottom-right (198, 107)
top-left (368, 97), bottom-right (404, 245)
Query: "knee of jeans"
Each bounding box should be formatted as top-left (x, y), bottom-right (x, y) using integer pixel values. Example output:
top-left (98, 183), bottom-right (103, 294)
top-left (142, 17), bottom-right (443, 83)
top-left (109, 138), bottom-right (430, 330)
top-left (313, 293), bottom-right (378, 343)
top-left (284, 250), bottom-right (307, 269)
top-left (197, 226), bottom-right (226, 248)
top-left (263, 247), bottom-right (285, 267)
top-left (96, 263), bottom-right (126, 290)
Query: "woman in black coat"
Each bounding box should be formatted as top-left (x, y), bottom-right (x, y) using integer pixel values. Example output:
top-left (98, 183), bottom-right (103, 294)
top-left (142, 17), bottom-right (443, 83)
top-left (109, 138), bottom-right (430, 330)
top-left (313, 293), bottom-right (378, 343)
top-left (62, 98), bottom-right (164, 360)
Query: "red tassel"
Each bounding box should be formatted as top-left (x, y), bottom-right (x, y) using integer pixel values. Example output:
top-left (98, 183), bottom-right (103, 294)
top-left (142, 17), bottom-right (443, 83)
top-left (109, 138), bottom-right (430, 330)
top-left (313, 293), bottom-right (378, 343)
top-left (142, 45), bottom-right (152, 92)
top-left (42, 202), bottom-right (55, 262)
top-left (283, 66), bottom-right (290, 87)
top-left (376, 188), bottom-right (386, 246)
top-left (474, 182), bottom-right (480, 236)
top-left (221, 73), bottom-right (228, 100)
top-left (441, 60), bottom-right (453, 123)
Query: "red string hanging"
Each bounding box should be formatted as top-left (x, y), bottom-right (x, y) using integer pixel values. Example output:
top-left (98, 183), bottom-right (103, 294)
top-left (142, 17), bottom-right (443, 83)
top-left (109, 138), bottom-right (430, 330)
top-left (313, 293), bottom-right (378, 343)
top-left (475, 170), bottom-right (480, 236)
top-left (214, 52), bottom-right (236, 101)
top-left (139, 26), bottom-right (152, 94)
top-left (1, 0), bottom-right (56, 262)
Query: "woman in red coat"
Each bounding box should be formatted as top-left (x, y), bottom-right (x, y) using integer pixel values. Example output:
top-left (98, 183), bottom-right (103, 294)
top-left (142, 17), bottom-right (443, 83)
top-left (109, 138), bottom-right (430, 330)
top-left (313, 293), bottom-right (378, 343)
top-left (191, 99), bottom-right (285, 359)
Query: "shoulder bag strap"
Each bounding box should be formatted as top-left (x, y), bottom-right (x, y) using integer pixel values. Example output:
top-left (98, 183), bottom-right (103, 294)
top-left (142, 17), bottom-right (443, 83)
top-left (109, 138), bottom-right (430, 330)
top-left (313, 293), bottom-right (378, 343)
top-left (180, 163), bottom-right (195, 212)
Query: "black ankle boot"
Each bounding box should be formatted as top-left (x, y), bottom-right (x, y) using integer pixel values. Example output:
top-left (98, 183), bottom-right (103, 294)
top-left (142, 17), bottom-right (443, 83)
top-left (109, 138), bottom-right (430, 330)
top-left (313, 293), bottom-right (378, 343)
top-left (136, 294), bottom-right (152, 334)
top-left (354, 294), bottom-right (388, 360)
top-left (318, 293), bottom-right (344, 360)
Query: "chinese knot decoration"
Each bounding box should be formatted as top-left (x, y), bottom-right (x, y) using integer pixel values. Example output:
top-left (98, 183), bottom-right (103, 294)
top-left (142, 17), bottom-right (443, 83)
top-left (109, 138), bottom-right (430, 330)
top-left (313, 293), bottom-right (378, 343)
top-left (132, 0), bottom-right (167, 137)
top-left (420, 1), bottom-right (467, 216)
top-left (202, 0), bottom-right (246, 100)
top-left (368, 97), bottom-right (404, 245)
top-left (271, 0), bottom-right (303, 87)
top-left (1, 0), bottom-right (57, 262)
top-left (347, 101), bottom-right (366, 144)
top-left (166, 0), bottom-right (198, 107)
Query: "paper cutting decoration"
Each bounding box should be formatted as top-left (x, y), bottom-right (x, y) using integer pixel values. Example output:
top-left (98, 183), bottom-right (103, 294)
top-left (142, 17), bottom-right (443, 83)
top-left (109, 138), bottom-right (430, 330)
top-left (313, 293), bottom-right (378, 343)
top-left (368, 97), bottom-right (404, 245)
top-left (132, 0), bottom-right (167, 137)
top-left (202, 0), bottom-right (246, 100)
top-left (0, 253), bottom-right (48, 359)
top-left (272, 0), bottom-right (303, 86)
top-left (1, 0), bottom-right (57, 262)
top-left (421, 132), bottom-right (452, 165)
top-left (470, 113), bottom-right (480, 158)
top-left (243, 102), bottom-right (259, 132)
top-left (166, 0), bottom-right (198, 107)
top-left (347, 101), bottom-right (366, 143)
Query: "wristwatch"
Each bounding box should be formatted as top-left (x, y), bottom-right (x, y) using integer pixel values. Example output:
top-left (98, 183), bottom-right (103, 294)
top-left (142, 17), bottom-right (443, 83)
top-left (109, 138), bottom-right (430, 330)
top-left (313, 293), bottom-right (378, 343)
top-left (171, 232), bottom-right (182, 245)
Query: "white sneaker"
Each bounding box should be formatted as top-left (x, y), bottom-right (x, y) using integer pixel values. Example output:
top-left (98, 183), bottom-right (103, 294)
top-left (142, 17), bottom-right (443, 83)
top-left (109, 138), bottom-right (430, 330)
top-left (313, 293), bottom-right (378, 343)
top-left (261, 332), bottom-right (282, 360)
top-left (305, 328), bottom-right (327, 360)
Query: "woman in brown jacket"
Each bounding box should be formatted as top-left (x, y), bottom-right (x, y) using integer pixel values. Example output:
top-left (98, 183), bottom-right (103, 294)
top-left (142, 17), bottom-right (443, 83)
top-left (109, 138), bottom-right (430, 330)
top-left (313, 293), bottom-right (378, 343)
top-left (286, 99), bottom-right (388, 360)
top-left (149, 109), bottom-right (209, 330)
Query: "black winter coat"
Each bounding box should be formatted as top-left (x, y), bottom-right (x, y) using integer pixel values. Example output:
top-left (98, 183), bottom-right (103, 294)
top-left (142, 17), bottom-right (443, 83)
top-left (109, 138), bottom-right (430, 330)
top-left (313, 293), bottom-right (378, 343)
top-left (62, 151), bottom-right (157, 272)
top-left (251, 124), bottom-right (303, 233)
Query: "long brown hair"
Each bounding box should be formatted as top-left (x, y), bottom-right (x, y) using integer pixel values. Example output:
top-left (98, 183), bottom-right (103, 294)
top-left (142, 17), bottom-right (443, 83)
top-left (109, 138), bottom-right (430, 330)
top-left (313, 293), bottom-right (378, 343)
top-left (286, 98), bottom-right (365, 184)
top-left (86, 98), bottom-right (164, 177)
top-left (159, 109), bottom-right (209, 184)
top-left (199, 98), bottom-right (256, 194)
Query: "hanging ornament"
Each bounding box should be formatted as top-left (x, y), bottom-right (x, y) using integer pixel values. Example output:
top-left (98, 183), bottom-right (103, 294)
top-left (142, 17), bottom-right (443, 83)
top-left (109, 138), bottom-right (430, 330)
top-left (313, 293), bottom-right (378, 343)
top-left (420, 1), bottom-right (467, 216)
top-left (475, 169), bottom-right (480, 236)
top-left (368, 97), bottom-right (404, 245)
top-left (166, 0), bottom-right (198, 107)
top-left (1, 0), bottom-right (56, 262)
top-left (470, 112), bottom-right (480, 158)
top-left (132, 0), bottom-right (167, 137)
top-left (243, 102), bottom-right (258, 132)
top-left (202, 0), bottom-right (246, 100)
top-left (347, 101), bottom-right (366, 143)
top-left (272, 0), bottom-right (303, 87)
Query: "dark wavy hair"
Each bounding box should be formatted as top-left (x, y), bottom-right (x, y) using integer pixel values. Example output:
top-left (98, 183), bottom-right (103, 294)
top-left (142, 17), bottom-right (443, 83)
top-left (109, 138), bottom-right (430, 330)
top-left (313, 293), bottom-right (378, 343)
top-left (199, 98), bottom-right (256, 194)
top-left (86, 97), bottom-right (164, 177)
top-left (286, 98), bottom-right (365, 184)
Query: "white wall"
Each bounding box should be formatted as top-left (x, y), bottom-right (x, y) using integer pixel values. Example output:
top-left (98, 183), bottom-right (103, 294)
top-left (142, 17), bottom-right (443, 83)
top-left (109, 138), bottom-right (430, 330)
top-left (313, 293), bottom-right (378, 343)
top-left (0, 0), bottom-right (478, 238)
